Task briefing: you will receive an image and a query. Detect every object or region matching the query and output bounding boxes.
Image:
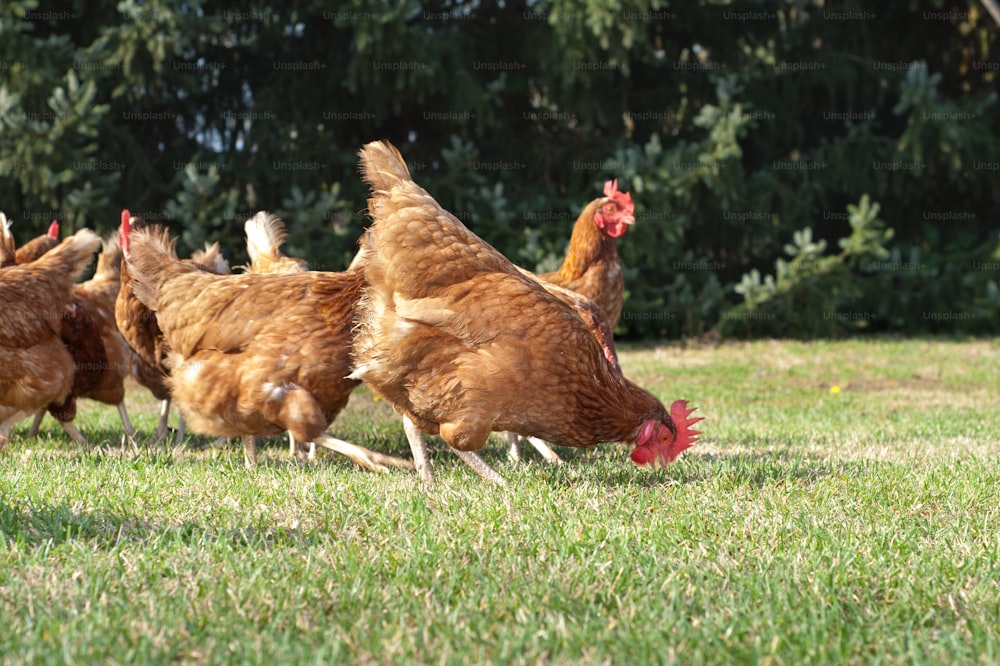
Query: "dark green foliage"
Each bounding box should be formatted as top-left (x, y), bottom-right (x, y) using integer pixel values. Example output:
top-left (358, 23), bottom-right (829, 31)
top-left (0, 0), bottom-right (996, 337)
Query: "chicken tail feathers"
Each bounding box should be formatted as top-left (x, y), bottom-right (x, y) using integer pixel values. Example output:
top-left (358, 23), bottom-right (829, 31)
top-left (190, 241), bottom-right (231, 275)
top-left (358, 140), bottom-right (412, 193)
top-left (242, 211), bottom-right (306, 274)
top-left (0, 212), bottom-right (14, 266)
top-left (94, 231), bottom-right (123, 281)
top-left (124, 225), bottom-right (190, 310)
top-left (45, 228), bottom-right (102, 279)
top-left (245, 211), bottom-right (289, 265)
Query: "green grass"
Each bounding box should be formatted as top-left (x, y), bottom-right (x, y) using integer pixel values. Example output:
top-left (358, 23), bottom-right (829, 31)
top-left (1, 338), bottom-right (999, 664)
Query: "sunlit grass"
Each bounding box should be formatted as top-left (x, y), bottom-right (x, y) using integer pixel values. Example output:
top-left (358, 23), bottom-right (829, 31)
top-left (1, 338), bottom-right (998, 664)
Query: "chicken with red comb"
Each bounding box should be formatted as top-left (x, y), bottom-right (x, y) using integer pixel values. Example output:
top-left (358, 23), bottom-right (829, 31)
top-left (352, 140), bottom-right (701, 485)
top-left (593, 179), bottom-right (635, 239)
top-left (509, 176), bottom-right (638, 463)
top-left (631, 400), bottom-right (704, 466)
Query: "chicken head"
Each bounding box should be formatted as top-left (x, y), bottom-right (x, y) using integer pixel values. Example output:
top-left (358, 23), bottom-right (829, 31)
top-left (631, 400), bottom-right (703, 467)
top-left (593, 179), bottom-right (635, 238)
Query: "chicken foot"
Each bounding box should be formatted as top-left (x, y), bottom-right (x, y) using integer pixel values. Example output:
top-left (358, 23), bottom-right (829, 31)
top-left (289, 433), bottom-right (317, 460)
top-left (313, 433), bottom-right (414, 473)
top-left (0, 410), bottom-right (31, 452)
top-left (403, 416), bottom-right (506, 487)
top-left (243, 435), bottom-right (258, 469)
top-left (506, 432), bottom-right (564, 465)
top-left (150, 399), bottom-right (186, 444)
top-left (404, 416), bottom-right (435, 488)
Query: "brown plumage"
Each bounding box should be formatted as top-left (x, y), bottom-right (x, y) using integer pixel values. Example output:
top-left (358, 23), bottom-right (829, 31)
top-left (13, 220), bottom-right (61, 266)
top-left (189, 241), bottom-right (232, 275)
top-left (40, 234), bottom-right (136, 441)
top-left (536, 182), bottom-right (634, 330)
top-left (123, 223), bottom-right (412, 472)
top-left (242, 211), bottom-right (314, 458)
top-left (116, 214), bottom-right (170, 379)
top-left (115, 211), bottom-right (230, 441)
top-left (0, 228), bottom-right (101, 449)
top-left (244, 212), bottom-right (309, 274)
top-left (352, 140), bottom-right (699, 482)
top-left (0, 213), bottom-right (16, 267)
top-left (508, 185), bottom-right (634, 463)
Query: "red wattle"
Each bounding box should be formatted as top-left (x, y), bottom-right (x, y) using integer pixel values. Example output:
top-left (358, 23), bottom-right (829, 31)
top-left (605, 221), bottom-right (626, 238)
top-left (631, 446), bottom-right (657, 465)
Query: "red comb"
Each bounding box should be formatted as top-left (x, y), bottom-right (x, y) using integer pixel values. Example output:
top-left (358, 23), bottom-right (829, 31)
top-left (603, 179), bottom-right (635, 216)
top-left (47, 220), bottom-right (59, 238)
top-left (119, 209), bottom-right (131, 256)
top-left (631, 400), bottom-right (703, 466)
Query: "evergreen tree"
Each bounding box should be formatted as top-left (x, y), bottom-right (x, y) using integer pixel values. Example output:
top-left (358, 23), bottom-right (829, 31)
top-left (1, 0), bottom-right (996, 336)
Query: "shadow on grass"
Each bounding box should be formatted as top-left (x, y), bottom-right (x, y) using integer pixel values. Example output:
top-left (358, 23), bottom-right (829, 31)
top-left (537, 448), bottom-right (841, 490)
top-left (369, 434), bottom-right (846, 490)
top-left (0, 498), bottom-right (318, 552)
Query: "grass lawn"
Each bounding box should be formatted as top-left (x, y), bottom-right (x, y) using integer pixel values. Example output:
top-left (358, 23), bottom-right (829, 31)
top-left (1, 338), bottom-right (998, 664)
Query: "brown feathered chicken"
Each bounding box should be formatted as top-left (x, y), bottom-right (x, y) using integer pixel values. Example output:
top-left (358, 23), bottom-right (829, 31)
top-left (6, 220), bottom-right (60, 266)
top-left (122, 220), bottom-right (412, 472)
top-left (29, 233), bottom-right (137, 445)
top-left (0, 224), bottom-right (101, 449)
top-left (509, 181), bottom-right (635, 462)
top-left (243, 211), bottom-right (314, 458)
top-left (115, 210), bottom-right (230, 442)
top-left (351, 140), bottom-right (701, 485)
top-left (538, 180), bottom-right (634, 329)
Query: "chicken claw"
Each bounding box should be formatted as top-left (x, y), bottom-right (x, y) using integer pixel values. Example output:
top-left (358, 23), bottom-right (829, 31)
top-left (404, 416), bottom-right (435, 488)
top-left (314, 434), bottom-right (414, 473)
top-left (507, 433), bottom-right (564, 465)
top-left (450, 449), bottom-right (507, 486)
top-left (404, 417), bottom-right (506, 487)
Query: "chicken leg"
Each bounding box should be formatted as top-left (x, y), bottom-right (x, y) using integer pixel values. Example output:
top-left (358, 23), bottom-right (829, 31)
top-left (289, 433), bottom-right (317, 460)
top-left (116, 402), bottom-right (139, 450)
top-left (404, 416), bottom-right (435, 488)
top-left (243, 435), bottom-right (257, 469)
top-left (402, 416), bottom-right (506, 487)
top-left (152, 399), bottom-right (188, 444)
top-left (57, 420), bottom-right (88, 446)
top-left (27, 411), bottom-right (44, 437)
top-left (314, 434), bottom-right (414, 474)
top-left (152, 398), bottom-right (173, 442)
top-left (506, 432), bottom-right (564, 465)
top-left (0, 410), bottom-right (30, 452)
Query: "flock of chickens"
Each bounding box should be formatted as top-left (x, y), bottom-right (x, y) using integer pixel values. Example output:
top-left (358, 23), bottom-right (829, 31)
top-left (0, 140), bottom-right (701, 486)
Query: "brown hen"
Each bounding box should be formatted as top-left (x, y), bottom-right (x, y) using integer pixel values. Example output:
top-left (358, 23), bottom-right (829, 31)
top-left (31, 234), bottom-right (137, 445)
top-left (0, 224), bottom-right (101, 449)
top-left (352, 140), bottom-right (701, 485)
top-left (509, 181), bottom-right (636, 463)
top-left (537, 179), bottom-right (635, 329)
top-left (123, 222), bottom-right (412, 472)
top-left (115, 210), bottom-right (230, 442)
top-left (8, 220), bottom-right (60, 266)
